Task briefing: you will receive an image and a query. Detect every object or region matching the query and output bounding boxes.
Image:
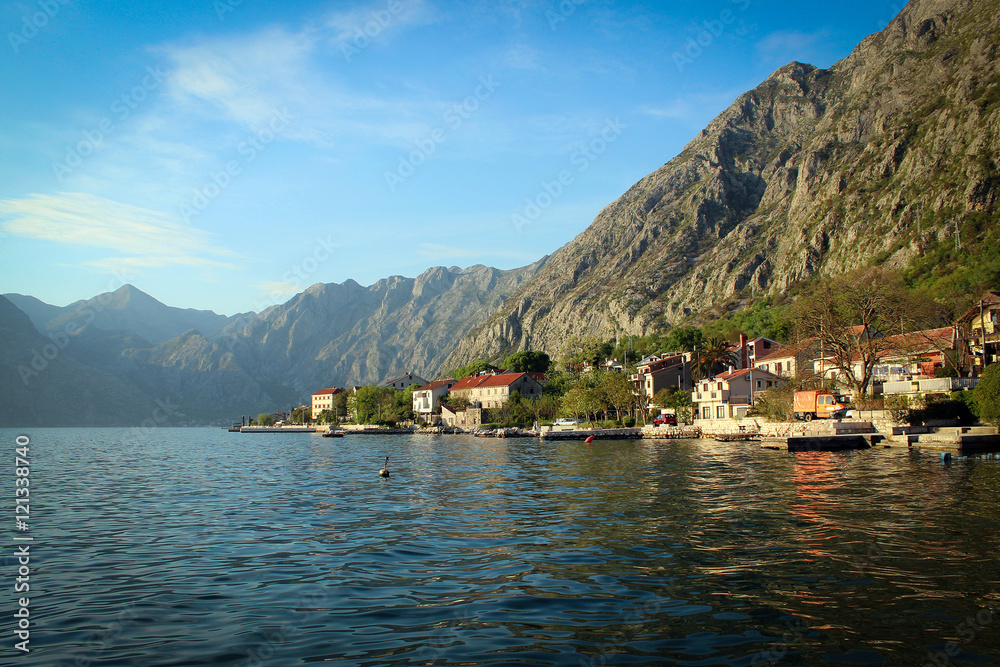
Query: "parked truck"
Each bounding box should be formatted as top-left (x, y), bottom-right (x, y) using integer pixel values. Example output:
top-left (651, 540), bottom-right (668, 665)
top-left (793, 390), bottom-right (849, 421)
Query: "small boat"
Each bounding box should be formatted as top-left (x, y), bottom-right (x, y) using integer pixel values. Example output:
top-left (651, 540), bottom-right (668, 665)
top-left (322, 430), bottom-right (345, 438)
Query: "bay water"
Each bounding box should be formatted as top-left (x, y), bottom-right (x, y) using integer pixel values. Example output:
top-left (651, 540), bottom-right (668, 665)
top-left (3, 427), bottom-right (1000, 665)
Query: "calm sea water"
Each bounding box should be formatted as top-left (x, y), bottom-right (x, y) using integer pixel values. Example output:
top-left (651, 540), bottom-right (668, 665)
top-left (3, 427), bottom-right (1000, 666)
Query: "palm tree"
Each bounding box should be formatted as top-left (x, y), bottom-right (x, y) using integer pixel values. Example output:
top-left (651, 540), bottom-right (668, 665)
top-left (697, 336), bottom-right (737, 379)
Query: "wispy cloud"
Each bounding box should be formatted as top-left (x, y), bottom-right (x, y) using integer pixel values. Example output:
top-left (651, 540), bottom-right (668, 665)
top-left (418, 242), bottom-right (477, 259)
top-left (0, 192), bottom-right (236, 270)
top-left (322, 0), bottom-right (438, 47)
top-left (756, 29), bottom-right (833, 66)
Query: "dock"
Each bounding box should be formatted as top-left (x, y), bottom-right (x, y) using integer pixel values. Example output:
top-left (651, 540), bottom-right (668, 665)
top-left (901, 426), bottom-right (1000, 455)
top-left (237, 426), bottom-right (317, 433)
top-left (540, 427), bottom-right (643, 441)
top-left (776, 433), bottom-right (884, 452)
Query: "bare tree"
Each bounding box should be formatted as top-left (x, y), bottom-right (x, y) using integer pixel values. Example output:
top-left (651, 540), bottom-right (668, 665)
top-left (796, 268), bottom-right (918, 397)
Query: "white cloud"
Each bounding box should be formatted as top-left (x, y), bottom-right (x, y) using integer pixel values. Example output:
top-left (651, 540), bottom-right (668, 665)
top-left (0, 192), bottom-right (236, 270)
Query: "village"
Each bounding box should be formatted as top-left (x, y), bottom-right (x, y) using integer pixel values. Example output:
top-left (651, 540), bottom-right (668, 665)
top-left (240, 292), bottom-right (1000, 453)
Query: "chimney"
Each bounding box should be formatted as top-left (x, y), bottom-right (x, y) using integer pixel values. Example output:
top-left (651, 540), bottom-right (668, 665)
top-left (740, 333), bottom-right (749, 369)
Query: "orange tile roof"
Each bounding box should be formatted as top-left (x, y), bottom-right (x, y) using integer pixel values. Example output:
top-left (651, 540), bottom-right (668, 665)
top-left (451, 372), bottom-right (529, 391)
top-left (417, 379), bottom-right (457, 391)
top-left (311, 387), bottom-right (343, 396)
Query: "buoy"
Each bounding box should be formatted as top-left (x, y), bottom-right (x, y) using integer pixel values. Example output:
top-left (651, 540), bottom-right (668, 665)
top-left (379, 456), bottom-right (390, 478)
top-left (941, 452), bottom-right (952, 463)
top-left (585, 435), bottom-right (595, 444)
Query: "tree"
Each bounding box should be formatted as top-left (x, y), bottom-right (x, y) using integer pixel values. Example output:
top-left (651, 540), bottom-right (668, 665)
top-left (652, 387), bottom-right (694, 424)
top-left (503, 350), bottom-right (551, 374)
top-left (697, 336), bottom-right (736, 379)
top-left (256, 413), bottom-right (274, 427)
top-left (599, 371), bottom-right (636, 422)
top-left (796, 267), bottom-right (919, 398)
top-left (451, 360), bottom-right (498, 379)
top-left (974, 363), bottom-right (1000, 427)
top-left (290, 406), bottom-right (311, 424)
top-left (664, 326), bottom-right (704, 353)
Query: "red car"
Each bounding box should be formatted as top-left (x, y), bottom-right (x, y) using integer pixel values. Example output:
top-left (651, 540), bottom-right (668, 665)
top-left (653, 414), bottom-right (677, 426)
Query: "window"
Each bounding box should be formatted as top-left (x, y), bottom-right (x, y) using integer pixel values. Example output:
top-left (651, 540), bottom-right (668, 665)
top-left (716, 405), bottom-right (726, 419)
top-left (776, 362), bottom-right (782, 374)
top-left (703, 406), bottom-right (711, 419)
top-left (756, 380), bottom-right (763, 389)
top-left (717, 382), bottom-right (723, 390)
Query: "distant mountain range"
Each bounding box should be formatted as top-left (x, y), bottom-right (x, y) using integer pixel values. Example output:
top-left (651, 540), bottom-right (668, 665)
top-left (4, 0), bottom-right (998, 426)
top-left (1, 262), bottom-right (545, 425)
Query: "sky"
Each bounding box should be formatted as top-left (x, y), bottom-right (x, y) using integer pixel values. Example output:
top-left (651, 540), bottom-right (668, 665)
top-left (0, 0), bottom-right (906, 315)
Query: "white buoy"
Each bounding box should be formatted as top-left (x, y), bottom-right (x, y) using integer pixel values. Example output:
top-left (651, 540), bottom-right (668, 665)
top-left (379, 456), bottom-right (390, 478)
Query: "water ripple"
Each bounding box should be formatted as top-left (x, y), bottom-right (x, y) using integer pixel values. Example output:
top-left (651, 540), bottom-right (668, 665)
top-left (7, 428), bottom-right (1000, 666)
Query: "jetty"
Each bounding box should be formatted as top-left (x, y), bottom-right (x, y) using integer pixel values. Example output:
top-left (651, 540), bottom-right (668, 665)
top-left (895, 426), bottom-right (1000, 455)
top-left (237, 426), bottom-right (317, 433)
top-left (540, 426), bottom-right (643, 440)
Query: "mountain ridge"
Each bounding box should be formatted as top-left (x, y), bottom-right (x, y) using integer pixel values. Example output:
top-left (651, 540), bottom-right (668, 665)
top-left (444, 0), bottom-right (1000, 367)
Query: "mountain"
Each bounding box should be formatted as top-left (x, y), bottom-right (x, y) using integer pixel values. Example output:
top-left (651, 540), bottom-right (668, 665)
top-left (220, 261), bottom-right (548, 397)
top-left (0, 295), bottom-right (158, 426)
top-left (5, 285), bottom-right (241, 344)
top-left (3, 293), bottom-right (64, 329)
top-left (446, 0), bottom-right (1000, 365)
top-left (0, 262), bottom-right (546, 425)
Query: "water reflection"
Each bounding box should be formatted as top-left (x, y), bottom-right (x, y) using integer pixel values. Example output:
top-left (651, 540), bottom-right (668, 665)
top-left (8, 428), bottom-right (1000, 666)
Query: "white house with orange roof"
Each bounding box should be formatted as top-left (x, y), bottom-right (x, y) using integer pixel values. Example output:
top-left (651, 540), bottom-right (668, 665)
top-left (692, 368), bottom-right (787, 420)
top-left (448, 371), bottom-right (543, 408)
top-left (412, 379), bottom-right (458, 420)
top-left (311, 387), bottom-right (345, 420)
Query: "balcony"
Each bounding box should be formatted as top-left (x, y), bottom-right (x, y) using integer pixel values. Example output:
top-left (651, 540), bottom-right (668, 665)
top-left (883, 377), bottom-right (980, 395)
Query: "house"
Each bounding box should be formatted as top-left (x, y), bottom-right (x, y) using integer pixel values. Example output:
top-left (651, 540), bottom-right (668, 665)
top-left (412, 379), bottom-right (458, 421)
top-left (311, 387), bottom-right (344, 420)
top-left (692, 368), bottom-right (787, 420)
top-left (754, 338), bottom-right (821, 380)
top-left (956, 292), bottom-right (1000, 372)
top-left (382, 372), bottom-right (429, 391)
top-left (730, 334), bottom-right (783, 369)
top-left (631, 353), bottom-right (693, 401)
top-left (872, 327), bottom-right (962, 380)
top-left (441, 404), bottom-right (483, 427)
top-left (448, 371), bottom-right (544, 408)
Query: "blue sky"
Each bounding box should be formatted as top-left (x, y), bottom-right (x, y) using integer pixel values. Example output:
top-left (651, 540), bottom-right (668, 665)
top-left (0, 0), bottom-right (904, 315)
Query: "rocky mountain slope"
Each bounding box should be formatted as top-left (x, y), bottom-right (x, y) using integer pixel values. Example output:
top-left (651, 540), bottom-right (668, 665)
top-left (0, 262), bottom-right (546, 425)
top-left (446, 0), bottom-right (1000, 366)
top-left (219, 261), bottom-right (548, 398)
top-left (0, 295), bottom-right (158, 426)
